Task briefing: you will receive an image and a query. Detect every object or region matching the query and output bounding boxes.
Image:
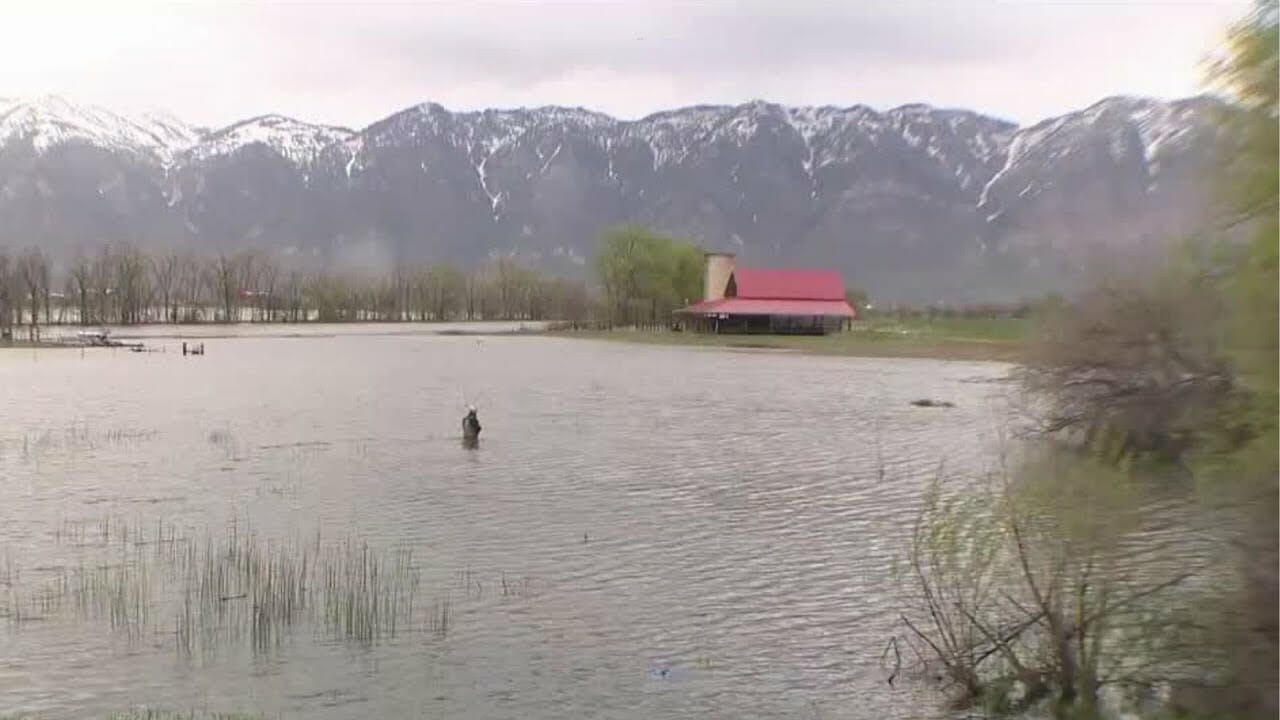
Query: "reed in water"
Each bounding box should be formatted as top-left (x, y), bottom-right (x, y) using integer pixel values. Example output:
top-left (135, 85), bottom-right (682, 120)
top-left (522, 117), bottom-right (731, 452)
top-left (2, 516), bottom-right (474, 658)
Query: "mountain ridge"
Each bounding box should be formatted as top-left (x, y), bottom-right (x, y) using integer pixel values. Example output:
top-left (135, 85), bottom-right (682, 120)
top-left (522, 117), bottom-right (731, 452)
top-left (0, 92), bottom-right (1203, 168)
top-left (0, 93), bottom-right (1225, 303)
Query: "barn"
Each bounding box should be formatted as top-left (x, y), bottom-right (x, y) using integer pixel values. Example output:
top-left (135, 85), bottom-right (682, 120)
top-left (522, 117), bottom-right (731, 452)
top-left (674, 253), bottom-right (857, 335)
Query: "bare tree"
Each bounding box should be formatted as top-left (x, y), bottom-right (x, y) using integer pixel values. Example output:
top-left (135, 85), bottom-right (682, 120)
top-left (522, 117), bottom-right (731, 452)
top-left (236, 250), bottom-right (260, 323)
top-left (548, 278), bottom-right (592, 325)
top-left (89, 247), bottom-right (116, 324)
top-left (151, 252), bottom-right (182, 323)
top-left (281, 269), bottom-right (305, 322)
top-left (15, 248), bottom-right (49, 341)
top-left (1015, 262), bottom-right (1230, 463)
top-left (305, 272), bottom-right (347, 323)
top-left (0, 250), bottom-right (14, 341)
top-left (111, 243), bottom-right (151, 325)
top-left (255, 256), bottom-right (280, 322)
top-left (490, 256), bottom-right (524, 319)
top-left (408, 266), bottom-right (429, 321)
top-left (176, 253), bottom-right (205, 322)
top-left (387, 265), bottom-right (410, 322)
top-left (464, 271), bottom-right (482, 321)
top-left (208, 253), bottom-right (240, 323)
top-left (67, 251), bottom-right (95, 326)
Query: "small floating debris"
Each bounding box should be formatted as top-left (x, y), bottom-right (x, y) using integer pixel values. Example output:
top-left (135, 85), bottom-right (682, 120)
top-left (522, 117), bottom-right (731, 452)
top-left (65, 328), bottom-right (145, 351)
top-left (647, 661), bottom-right (696, 681)
top-left (910, 399), bottom-right (955, 408)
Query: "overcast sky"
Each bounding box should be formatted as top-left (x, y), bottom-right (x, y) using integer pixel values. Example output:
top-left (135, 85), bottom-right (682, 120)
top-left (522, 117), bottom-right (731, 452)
top-left (0, 0), bottom-right (1252, 130)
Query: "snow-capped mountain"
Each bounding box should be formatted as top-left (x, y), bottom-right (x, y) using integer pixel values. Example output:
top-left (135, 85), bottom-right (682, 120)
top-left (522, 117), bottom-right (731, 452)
top-left (0, 93), bottom-right (1225, 302)
top-left (979, 96), bottom-right (1219, 211)
top-left (0, 95), bottom-right (200, 163)
top-left (0, 96), bottom-right (353, 167)
top-left (182, 114), bottom-right (355, 167)
top-left (976, 96), bottom-right (1222, 266)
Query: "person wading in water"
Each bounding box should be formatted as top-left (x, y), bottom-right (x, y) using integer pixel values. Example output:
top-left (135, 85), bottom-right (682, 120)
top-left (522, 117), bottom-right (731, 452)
top-left (462, 406), bottom-right (482, 448)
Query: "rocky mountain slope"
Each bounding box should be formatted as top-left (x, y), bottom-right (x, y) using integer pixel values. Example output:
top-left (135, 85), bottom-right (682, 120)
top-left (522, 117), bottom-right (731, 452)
top-left (0, 94), bottom-right (1224, 303)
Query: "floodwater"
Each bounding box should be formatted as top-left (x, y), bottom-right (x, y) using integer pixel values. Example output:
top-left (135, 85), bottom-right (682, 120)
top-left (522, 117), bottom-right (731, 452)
top-left (0, 326), bottom-right (1017, 719)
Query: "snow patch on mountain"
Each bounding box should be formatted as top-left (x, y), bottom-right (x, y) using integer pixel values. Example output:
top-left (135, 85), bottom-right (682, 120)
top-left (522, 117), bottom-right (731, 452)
top-left (0, 95), bottom-right (200, 162)
top-left (977, 94), bottom-right (1219, 215)
top-left (514, 105), bottom-right (614, 131)
top-left (629, 105), bottom-right (726, 169)
top-left (185, 114), bottom-right (354, 166)
top-left (341, 135), bottom-right (365, 178)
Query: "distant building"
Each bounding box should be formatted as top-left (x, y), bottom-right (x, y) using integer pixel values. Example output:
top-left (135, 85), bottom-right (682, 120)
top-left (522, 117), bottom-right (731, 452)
top-left (674, 252), bottom-right (857, 335)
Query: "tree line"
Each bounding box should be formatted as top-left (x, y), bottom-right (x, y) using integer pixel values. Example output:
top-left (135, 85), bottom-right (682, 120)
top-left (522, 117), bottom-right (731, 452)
top-left (0, 245), bottom-right (598, 337)
top-left (0, 222), bottom-right (766, 337)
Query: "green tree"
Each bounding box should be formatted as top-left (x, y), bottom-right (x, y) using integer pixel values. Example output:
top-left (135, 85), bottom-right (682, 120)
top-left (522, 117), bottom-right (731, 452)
top-left (424, 264), bottom-right (465, 321)
top-left (1191, 2), bottom-right (1279, 716)
top-left (1213, 0), bottom-right (1278, 416)
top-left (845, 287), bottom-right (869, 316)
top-left (594, 224), bottom-right (701, 326)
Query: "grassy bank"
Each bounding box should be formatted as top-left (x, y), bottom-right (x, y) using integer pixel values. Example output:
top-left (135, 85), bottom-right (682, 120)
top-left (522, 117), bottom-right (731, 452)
top-left (0, 340), bottom-right (80, 350)
top-left (552, 316), bottom-right (1029, 362)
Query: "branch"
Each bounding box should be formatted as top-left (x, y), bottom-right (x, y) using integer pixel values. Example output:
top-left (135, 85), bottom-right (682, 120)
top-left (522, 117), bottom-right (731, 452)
top-left (908, 495), bottom-right (966, 661)
top-left (880, 636), bottom-right (902, 686)
top-left (954, 601), bottom-right (1034, 674)
top-left (900, 613), bottom-right (960, 680)
top-left (1079, 573), bottom-right (1192, 628)
top-left (1008, 516), bottom-right (1050, 617)
top-left (1002, 591), bottom-right (1037, 620)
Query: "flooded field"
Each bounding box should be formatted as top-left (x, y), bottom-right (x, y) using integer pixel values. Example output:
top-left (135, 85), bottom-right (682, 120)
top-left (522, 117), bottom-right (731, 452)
top-left (0, 327), bottom-right (1016, 719)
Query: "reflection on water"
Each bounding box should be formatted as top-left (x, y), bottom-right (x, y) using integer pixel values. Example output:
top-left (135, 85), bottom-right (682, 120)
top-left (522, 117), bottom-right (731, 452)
top-left (0, 328), bottom-right (1015, 719)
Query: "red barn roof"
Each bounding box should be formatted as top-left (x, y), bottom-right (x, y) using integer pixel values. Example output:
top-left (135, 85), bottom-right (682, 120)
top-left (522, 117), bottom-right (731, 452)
top-left (677, 266), bottom-right (856, 318)
top-left (731, 268), bottom-right (847, 301)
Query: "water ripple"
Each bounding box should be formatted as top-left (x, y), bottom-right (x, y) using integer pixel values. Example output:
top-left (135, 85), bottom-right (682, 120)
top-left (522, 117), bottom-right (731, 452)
top-left (0, 333), bottom-right (1012, 719)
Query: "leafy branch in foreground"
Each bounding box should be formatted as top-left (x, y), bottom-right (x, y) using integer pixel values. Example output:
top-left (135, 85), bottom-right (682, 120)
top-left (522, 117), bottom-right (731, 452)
top-left (894, 453), bottom-right (1200, 718)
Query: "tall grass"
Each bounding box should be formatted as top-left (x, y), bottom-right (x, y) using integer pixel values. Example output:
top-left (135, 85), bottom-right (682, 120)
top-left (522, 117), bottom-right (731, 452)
top-left (5, 714), bottom-right (269, 720)
top-left (0, 423), bottom-right (158, 464)
top-left (4, 517), bottom-right (465, 658)
top-left (106, 711), bottom-right (271, 720)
